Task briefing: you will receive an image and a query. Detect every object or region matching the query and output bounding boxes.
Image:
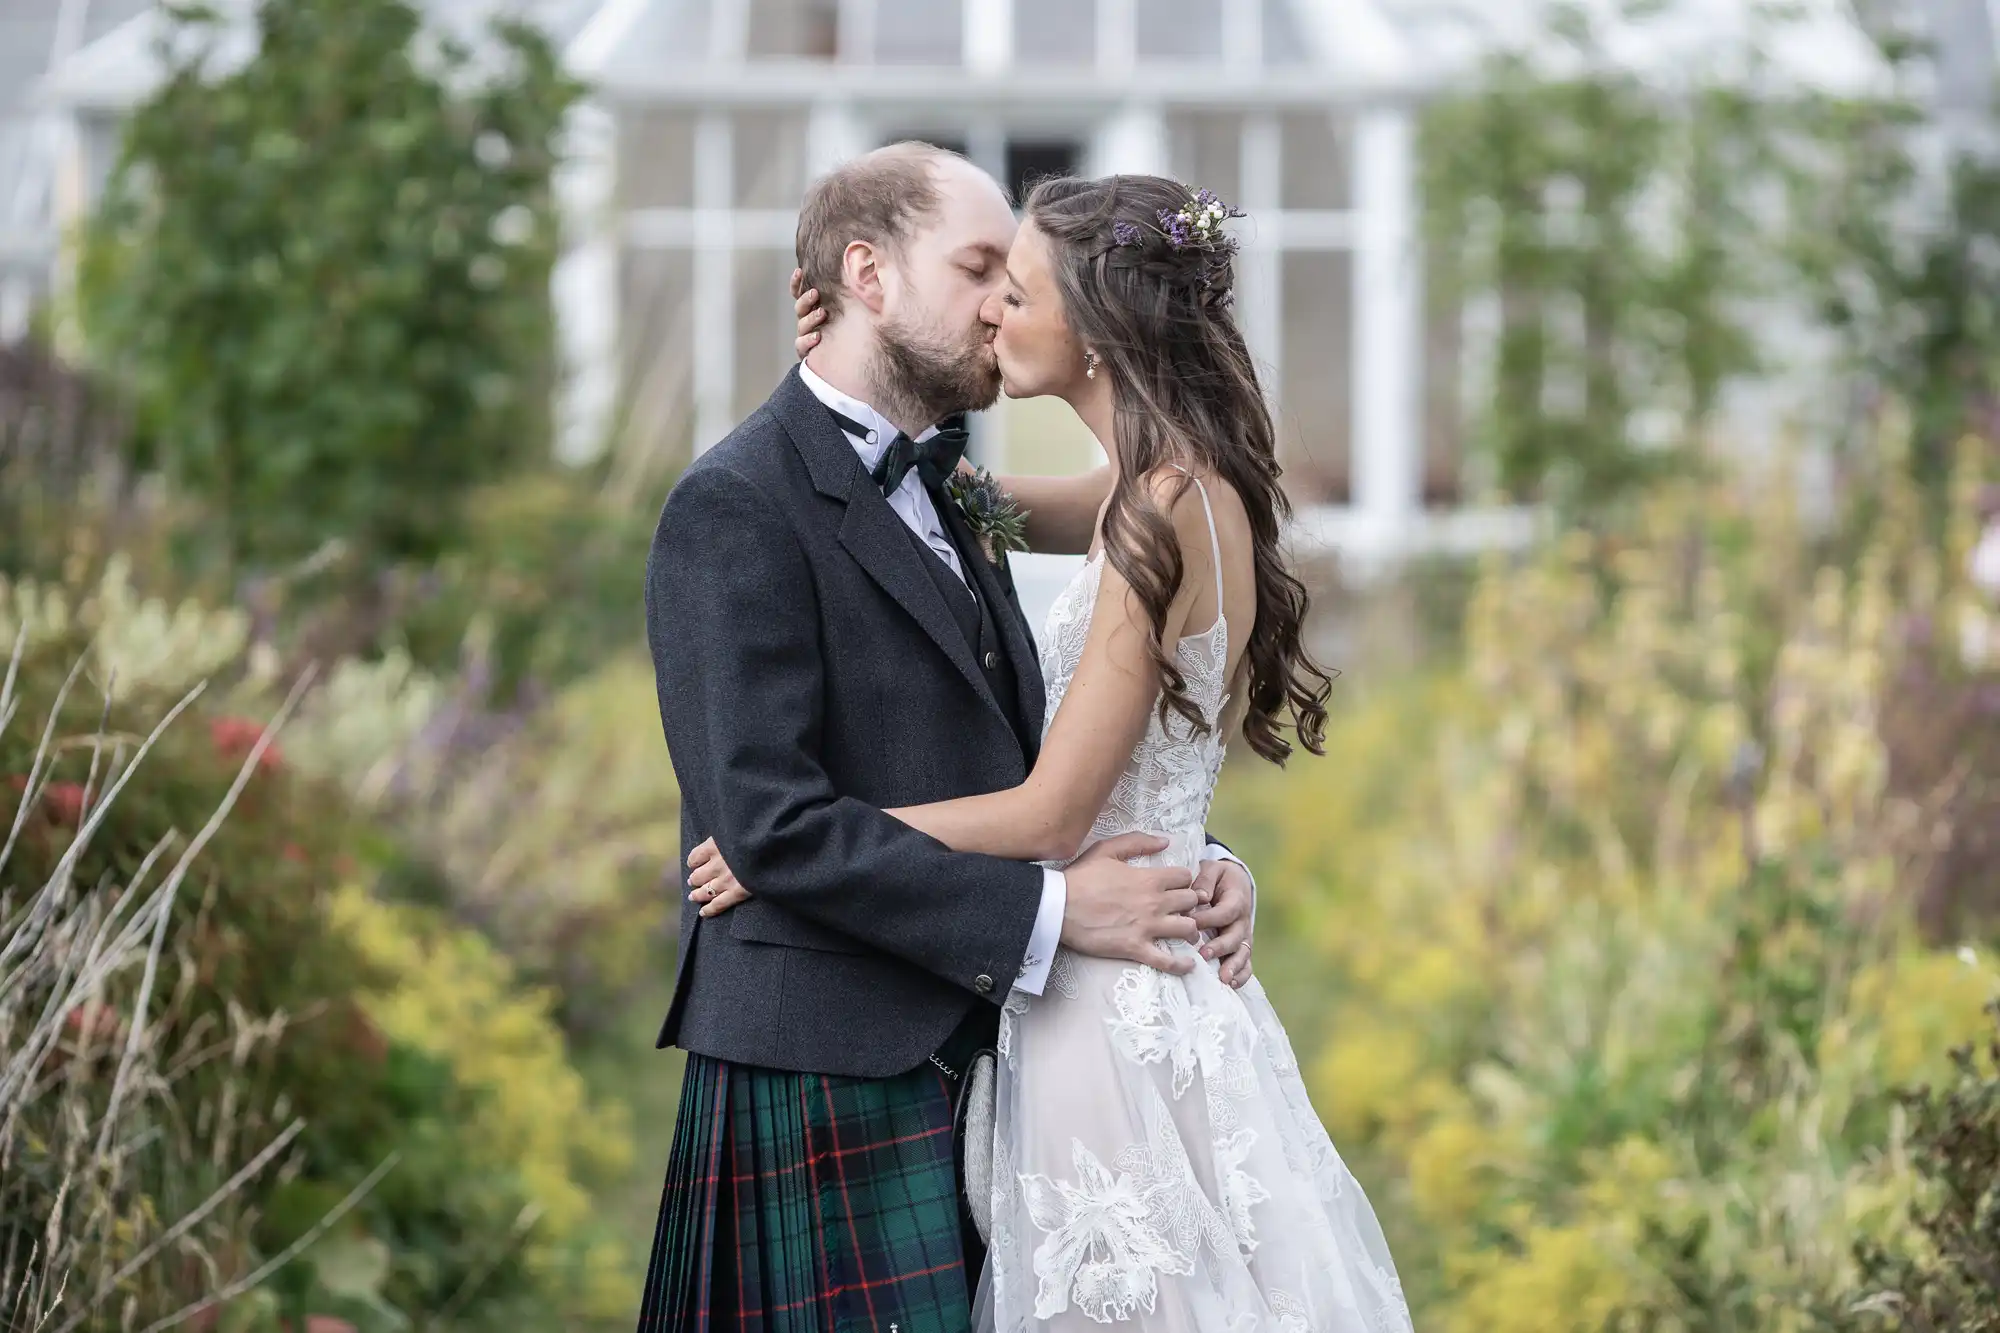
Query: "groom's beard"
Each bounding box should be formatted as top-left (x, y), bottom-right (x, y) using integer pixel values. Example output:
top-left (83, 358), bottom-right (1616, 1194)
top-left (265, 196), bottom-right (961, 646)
top-left (871, 313), bottom-right (1002, 429)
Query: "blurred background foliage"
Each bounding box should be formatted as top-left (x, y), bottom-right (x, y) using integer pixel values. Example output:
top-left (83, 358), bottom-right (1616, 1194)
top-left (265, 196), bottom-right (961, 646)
top-left (4, 0), bottom-right (2000, 1328)
top-left (77, 0), bottom-right (583, 587)
top-left (1214, 423), bottom-right (1998, 1331)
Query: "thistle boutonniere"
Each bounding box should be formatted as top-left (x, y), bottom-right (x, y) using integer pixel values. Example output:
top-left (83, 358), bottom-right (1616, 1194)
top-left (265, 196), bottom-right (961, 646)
top-left (944, 467), bottom-right (1029, 566)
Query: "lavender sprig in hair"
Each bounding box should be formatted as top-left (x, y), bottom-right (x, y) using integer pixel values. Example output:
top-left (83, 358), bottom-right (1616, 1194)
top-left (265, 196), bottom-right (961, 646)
top-left (1152, 187), bottom-right (1243, 252)
top-left (1106, 186), bottom-right (1245, 291)
top-left (1110, 186), bottom-right (1244, 259)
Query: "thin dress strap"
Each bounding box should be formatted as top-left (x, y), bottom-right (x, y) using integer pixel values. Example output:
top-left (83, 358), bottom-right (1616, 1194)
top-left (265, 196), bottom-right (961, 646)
top-left (1168, 464), bottom-right (1225, 624)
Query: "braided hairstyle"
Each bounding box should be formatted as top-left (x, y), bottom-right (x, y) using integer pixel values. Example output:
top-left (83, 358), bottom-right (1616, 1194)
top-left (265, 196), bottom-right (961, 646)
top-left (1023, 174), bottom-right (1332, 764)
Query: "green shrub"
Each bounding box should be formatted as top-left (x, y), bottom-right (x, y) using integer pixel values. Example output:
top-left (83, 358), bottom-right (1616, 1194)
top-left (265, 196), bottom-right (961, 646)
top-left (1832, 1003), bottom-right (2000, 1332)
top-left (1212, 428), bottom-right (1998, 1330)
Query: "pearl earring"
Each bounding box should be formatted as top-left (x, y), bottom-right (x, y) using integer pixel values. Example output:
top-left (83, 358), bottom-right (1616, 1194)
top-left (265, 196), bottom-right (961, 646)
top-left (1085, 351), bottom-right (1099, 380)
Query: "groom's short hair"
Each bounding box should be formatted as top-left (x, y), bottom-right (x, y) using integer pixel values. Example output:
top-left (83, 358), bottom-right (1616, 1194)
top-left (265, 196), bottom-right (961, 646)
top-left (795, 142), bottom-right (963, 321)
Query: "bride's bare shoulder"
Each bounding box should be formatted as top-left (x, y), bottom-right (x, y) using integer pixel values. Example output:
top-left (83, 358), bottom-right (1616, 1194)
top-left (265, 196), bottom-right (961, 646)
top-left (1135, 463), bottom-right (1247, 547)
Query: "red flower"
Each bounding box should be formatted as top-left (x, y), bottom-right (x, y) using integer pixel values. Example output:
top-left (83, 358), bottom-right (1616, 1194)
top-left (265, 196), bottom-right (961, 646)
top-left (209, 716), bottom-right (284, 772)
top-left (282, 842), bottom-right (309, 865)
top-left (42, 782), bottom-right (88, 828)
top-left (63, 1000), bottom-right (124, 1045)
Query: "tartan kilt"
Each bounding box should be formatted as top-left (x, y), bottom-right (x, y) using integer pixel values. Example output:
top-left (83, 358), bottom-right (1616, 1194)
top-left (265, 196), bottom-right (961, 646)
top-left (636, 1050), bottom-right (975, 1333)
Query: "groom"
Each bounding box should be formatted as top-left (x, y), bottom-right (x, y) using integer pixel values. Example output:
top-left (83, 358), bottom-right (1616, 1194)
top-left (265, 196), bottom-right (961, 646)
top-left (641, 142), bottom-right (1257, 1332)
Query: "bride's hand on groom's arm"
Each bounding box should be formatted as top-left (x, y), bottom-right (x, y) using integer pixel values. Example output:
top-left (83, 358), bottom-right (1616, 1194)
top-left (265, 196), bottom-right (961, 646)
top-left (1191, 859), bottom-right (1254, 989)
top-left (688, 826), bottom-right (1228, 984)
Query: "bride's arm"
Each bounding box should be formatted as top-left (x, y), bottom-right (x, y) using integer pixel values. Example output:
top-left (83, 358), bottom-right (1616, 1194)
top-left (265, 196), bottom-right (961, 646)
top-left (884, 477), bottom-right (1212, 861)
top-left (978, 463), bottom-right (1109, 556)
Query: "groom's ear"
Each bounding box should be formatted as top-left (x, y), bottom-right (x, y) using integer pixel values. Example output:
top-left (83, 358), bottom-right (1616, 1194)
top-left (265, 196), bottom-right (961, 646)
top-left (841, 239), bottom-right (889, 318)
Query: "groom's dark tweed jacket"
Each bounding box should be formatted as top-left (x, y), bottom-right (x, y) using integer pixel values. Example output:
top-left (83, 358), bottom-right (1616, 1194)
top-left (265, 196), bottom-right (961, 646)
top-left (645, 367), bottom-right (1050, 1079)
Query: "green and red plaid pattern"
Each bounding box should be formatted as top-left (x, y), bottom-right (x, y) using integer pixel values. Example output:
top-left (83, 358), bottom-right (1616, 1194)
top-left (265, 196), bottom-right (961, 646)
top-left (637, 1052), bottom-right (974, 1333)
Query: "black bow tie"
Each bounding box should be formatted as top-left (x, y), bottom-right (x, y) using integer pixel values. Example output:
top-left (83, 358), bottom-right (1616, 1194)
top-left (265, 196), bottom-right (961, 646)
top-left (827, 408), bottom-right (971, 495)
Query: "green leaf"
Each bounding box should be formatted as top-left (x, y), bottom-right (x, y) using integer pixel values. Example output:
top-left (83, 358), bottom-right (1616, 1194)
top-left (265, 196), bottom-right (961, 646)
top-left (309, 1232), bottom-right (392, 1301)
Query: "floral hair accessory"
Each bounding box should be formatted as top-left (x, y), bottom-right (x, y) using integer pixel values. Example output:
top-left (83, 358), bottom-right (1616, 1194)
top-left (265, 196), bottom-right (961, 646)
top-left (1107, 187), bottom-right (1245, 293)
top-left (1152, 187), bottom-right (1243, 253)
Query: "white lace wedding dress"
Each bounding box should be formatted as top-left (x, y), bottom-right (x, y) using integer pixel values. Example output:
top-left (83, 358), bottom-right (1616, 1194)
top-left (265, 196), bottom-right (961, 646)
top-left (974, 475), bottom-right (1414, 1332)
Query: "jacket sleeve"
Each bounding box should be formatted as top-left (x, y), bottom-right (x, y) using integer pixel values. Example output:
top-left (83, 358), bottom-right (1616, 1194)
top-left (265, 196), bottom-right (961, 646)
top-left (645, 462), bottom-right (1044, 998)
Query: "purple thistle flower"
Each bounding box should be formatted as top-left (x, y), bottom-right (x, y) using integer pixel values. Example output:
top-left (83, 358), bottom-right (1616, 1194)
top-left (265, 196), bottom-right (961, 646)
top-left (1112, 220), bottom-right (1143, 247)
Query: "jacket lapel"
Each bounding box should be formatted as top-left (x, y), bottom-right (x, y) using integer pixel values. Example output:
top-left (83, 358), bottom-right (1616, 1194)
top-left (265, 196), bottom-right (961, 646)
top-left (774, 370), bottom-right (1007, 721)
top-left (938, 497), bottom-right (1048, 756)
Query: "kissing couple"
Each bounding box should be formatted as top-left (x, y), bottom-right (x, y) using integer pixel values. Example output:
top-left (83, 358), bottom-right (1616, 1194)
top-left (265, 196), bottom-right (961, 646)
top-left (640, 142), bottom-right (1414, 1332)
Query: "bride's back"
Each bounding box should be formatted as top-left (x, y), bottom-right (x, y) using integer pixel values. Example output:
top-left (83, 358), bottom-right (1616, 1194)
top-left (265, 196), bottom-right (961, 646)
top-left (1038, 467), bottom-right (1244, 873)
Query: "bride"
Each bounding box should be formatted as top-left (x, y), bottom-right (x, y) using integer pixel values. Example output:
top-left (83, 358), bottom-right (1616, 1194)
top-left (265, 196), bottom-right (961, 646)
top-left (687, 174), bottom-right (1413, 1332)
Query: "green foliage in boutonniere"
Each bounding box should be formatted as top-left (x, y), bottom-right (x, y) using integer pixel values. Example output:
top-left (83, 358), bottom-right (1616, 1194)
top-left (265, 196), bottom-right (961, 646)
top-left (944, 466), bottom-right (1030, 564)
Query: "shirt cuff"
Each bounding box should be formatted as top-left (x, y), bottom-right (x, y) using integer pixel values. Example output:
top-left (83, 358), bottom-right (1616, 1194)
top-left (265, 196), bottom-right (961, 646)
top-left (1014, 868), bottom-right (1066, 996)
top-left (1203, 840), bottom-right (1256, 928)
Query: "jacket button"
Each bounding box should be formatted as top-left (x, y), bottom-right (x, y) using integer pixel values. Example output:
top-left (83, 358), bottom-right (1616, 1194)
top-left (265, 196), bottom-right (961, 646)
top-left (974, 974), bottom-right (994, 995)
top-left (982, 650), bottom-right (999, 669)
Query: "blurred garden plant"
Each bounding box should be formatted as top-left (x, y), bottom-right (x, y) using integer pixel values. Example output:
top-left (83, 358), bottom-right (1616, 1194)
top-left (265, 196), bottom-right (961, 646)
top-left (1838, 1001), bottom-right (2000, 1332)
top-left (78, 0), bottom-right (581, 587)
top-left (0, 565), bottom-right (632, 1331)
top-left (1219, 420), bottom-right (1998, 1331)
top-left (1424, 1), bottom-right (2000, 529)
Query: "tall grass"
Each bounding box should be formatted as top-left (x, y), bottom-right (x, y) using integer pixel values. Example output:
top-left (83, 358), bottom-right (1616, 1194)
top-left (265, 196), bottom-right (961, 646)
top-left (0, 637), bottom-right (375, 1333)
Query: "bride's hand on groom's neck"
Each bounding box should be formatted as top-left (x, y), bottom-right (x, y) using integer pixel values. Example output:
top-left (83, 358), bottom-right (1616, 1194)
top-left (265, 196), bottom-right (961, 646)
top-left (793, 269), bottom-right (826, 359)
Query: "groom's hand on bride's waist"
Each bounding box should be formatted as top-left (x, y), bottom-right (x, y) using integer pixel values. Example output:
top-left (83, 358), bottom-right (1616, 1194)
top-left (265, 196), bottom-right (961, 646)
top-left (1059, 833), bottom-right (1202, 976)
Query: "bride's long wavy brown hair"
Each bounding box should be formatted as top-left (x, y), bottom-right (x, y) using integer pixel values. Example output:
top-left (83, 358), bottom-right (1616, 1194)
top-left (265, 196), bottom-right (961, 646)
top-left (1024, 174), bottom-right (1332, 764)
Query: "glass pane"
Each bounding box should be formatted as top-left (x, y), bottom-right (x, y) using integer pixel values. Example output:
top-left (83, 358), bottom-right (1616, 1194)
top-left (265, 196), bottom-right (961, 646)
top-left (1278, 251), bottom-right (1352, 503)
top-left (619, 0), bottom-right (712, 70)
top-left (618, 111), bottom-right (697, 210)
top-left (879, 133), bottom-right (969, 158)
top-left (1280, 112), bottom-right (1349, 210)
top-left (80, 113), bottom-right (124, 202)
top-left (1262, 0), bottom-right (1311, 66)
top-left (735, 250), bottom-right (802, 419)
top-left (1423, 277), bottom-right (1465, 505)
top-left (874, 0), bottom-right (964, 64)
top-left (746, 0), bottom-right (841, 58)
top-left (1136, 0), bottom-right (1223, 61)
top-left (618, 246), bottom-right (697, 475)
top-left (1166, 112), bottom-right (1241, 201)
top-left (1013, 0), bottom-right (1097, 66)
top-left (84, 0), bottom-right (151, 44)
top-left (1007, 140), bottom-right (1084, 205)
top-left (734, 112), bottom-right (811, 208)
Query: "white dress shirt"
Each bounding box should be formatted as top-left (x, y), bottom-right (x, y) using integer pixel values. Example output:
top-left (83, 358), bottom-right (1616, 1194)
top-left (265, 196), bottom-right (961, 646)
top-left (797, 363), bottom-right (1252, 996)
top-left (800, 362), bottom-right (965, 582)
